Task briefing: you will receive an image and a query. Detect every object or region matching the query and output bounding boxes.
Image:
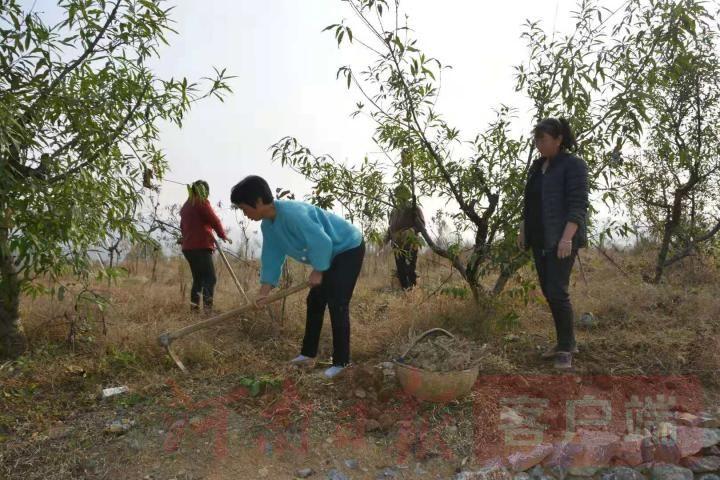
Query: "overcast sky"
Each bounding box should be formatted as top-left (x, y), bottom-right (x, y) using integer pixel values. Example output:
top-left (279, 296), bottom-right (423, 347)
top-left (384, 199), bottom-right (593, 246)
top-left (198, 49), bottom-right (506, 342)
top-left (28, 0), bottom-right (624, 242)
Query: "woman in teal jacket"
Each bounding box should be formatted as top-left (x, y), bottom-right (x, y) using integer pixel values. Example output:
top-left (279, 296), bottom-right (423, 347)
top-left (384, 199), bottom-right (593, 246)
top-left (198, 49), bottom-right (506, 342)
top-left (230, 176), bottom-right (365, 379)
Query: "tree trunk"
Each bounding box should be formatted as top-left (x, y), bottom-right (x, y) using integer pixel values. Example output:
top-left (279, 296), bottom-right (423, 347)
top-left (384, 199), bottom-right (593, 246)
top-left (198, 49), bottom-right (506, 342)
top-left (0, 230), bottom-right (27, 359)
top-left (493, 271), bottom-right (512, 296)
top-left (492, 253), bottom-right (529, 296)
top-left (653, 190), bottom-right (684, 283)
top-left (151, 248), bottom-right (159, 282)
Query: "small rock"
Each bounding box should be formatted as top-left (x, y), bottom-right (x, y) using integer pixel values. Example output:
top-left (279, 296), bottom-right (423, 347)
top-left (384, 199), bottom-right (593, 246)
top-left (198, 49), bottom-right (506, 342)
top-left (296, 468), bottom-right (315, 478)
top-left (680, 455), bottom-right (720, 473)
top-left (378, 387), bottom-right (395, 403)
top-left (648, 463), bottom-right (693, 480)
top-left (344, 459), bottom-right (359, 470)
top-left (698, 475), bottom-right (720, 480)
top-left (355, 388), bottom-right (366, 399)
top-left (548, 465), bottom-right (567, 480)
top-left (675, 412), bottom-right (701, 427)
top-left (504, 334), bottom-right (520, 342)
top-left (577, 312), bottom-right (597, 328)
top-left (698, 411), bottom-right (720, 429)
top-left (65, 364), bottom-right (86, 376)
top-left (126, 438), bottom-right (143, 452)
top-left (514, 474), bottom-right (531, 480)
top-left (377, 466), bottom-right (398, 478)
top-left (705, 428), bottom-right (720, 447)
top-left (506, 444), bottom-right (554, 472)
top-left (673, 427), bottom-right (720, 457)
top-left (102, 386), bottom-right (129, 399)
top-left (567, 467), bottom-right (598, 477)
top-left (702, 445), bottom-right (720, 456)
top-left (378, 413), bottom-right (395, 430)
top-left (104, 418), bottom-right (135, 434)
top-left (415, 463), bottom-right (429, 476)
top-left (258, 467), bottom-right (269, 477)
top-left (456, 466), bottom-right (512, 480)
top-left (500, 407), bottom-right (524, 427)
top-left (528, 465), bottom-right (545, 479)
top-left (365, 419), bottom-right (381, 433)
top-left (615, 434), bottom-right (645, 467)
top-left (82, 458), bottom-right (99, 473)
top-left (169, 419), bottom-right (186, 430)
top-left (543, 431), bottom-right (619, 471)
top-left (327, 469), bottom-right (349, 480)
top-left (641, 436), bottom-right (682, 464)
top-left (600, 466), bottom-right (646, 480)
top-left (379, 362), bottom-right (394, 370)
top-left (47, 425), bottom-right (72, 440)
top-left (700, 418), bottom-right (720, 429)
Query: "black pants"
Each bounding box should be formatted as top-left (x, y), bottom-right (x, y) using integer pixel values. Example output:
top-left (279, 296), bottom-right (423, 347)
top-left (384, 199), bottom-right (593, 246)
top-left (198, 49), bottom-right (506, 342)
top-left (532, 246), bottom-right (576, 352)
top-left (392, 240), bottom-right (418, 290)
top-left (183, 249), bottom-right (216, 311)
top-left (302, 242), bottom-right (365, 366)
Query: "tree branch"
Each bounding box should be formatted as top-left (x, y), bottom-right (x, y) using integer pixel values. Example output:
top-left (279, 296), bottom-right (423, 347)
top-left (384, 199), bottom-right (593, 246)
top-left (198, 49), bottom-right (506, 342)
top-left (416, 223), bottom-right (466, 278)
top-left (46, 81), bottom-right (150, 184)
top-left (24, 1), bottom-right (122, 121)
top-left (663, 216), bottom-right (720, 267)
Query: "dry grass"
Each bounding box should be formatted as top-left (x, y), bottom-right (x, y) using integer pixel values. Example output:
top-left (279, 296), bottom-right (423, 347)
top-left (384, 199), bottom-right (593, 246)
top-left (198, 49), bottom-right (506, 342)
top-left (2, 246), bottom-right (720, 478)
top-left (12, 245), bottom-right (720, 392)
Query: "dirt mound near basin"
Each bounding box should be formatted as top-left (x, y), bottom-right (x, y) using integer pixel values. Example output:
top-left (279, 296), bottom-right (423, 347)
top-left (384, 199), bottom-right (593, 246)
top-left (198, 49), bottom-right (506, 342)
top-left (400, 331), bottom-right (485, 372)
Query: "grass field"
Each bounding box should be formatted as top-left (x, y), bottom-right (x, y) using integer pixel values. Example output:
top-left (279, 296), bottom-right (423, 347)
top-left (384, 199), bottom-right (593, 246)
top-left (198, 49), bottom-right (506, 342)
top-left (1, 246), bottom-right (719, 479)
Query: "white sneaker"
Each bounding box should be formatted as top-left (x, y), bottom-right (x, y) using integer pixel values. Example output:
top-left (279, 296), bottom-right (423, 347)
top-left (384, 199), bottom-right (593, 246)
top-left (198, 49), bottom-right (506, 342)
top-left (323, 365), bottom-right (346, 379)
top-left (289, 354), bottom-right (314, 366)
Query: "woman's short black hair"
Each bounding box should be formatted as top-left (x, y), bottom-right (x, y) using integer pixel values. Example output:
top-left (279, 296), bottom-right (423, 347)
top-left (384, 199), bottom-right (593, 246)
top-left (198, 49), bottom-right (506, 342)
top-left (533, 117), bottom-right (578, 152)
top-left (230, 175), bottom-right (274, 207)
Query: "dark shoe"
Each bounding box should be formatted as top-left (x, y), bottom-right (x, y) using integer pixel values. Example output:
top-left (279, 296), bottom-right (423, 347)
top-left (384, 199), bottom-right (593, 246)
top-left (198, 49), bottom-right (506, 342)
top-left (554, 352), bottom-right (573, 370)
top-left (541, 344), bottom-right (579, 360)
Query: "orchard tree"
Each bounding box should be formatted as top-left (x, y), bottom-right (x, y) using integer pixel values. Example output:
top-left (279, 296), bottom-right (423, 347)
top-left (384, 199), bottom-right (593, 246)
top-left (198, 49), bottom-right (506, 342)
top-left (611, 0), bottom-right (720, 282)
top-left (0, 0), bottom-right (232, 358)
top-left (271, 0), bottom-right (649, 301)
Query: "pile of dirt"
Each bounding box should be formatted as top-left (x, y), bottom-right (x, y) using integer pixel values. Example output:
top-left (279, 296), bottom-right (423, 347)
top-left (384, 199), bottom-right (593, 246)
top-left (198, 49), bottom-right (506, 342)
top-left (400, 331), bottom-right (485, 372)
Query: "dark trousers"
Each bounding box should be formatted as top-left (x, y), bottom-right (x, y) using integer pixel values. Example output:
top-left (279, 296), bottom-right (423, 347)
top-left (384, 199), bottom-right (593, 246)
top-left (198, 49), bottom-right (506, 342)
top-left (532, 246), bottom-right (576, 352)
top-left (392, 240), bottom-right (418, 290)
top-left (182, 249), bottom-right (216, 311)
top-left (302, 242), bottom-right (365, 366)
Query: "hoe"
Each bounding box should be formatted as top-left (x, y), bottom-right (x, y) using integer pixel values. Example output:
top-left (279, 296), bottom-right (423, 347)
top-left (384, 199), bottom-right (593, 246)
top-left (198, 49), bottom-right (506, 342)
top-left (159, 238), bottom-right (309, 372)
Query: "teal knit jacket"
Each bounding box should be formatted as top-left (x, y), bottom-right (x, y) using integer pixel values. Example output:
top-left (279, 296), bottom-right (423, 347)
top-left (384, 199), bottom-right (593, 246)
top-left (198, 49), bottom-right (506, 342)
top-left (260, 200), bottom-right (363, 286)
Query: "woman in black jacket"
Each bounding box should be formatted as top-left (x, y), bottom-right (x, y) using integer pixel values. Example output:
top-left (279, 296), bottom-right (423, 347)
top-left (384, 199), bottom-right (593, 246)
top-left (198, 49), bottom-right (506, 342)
top-left (517, 118), bottom-right (589, 369)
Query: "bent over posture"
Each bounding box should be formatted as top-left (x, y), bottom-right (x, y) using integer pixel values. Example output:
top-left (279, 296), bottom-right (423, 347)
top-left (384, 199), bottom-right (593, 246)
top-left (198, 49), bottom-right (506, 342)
top-left (230, 176), bottom-right (365, 379)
